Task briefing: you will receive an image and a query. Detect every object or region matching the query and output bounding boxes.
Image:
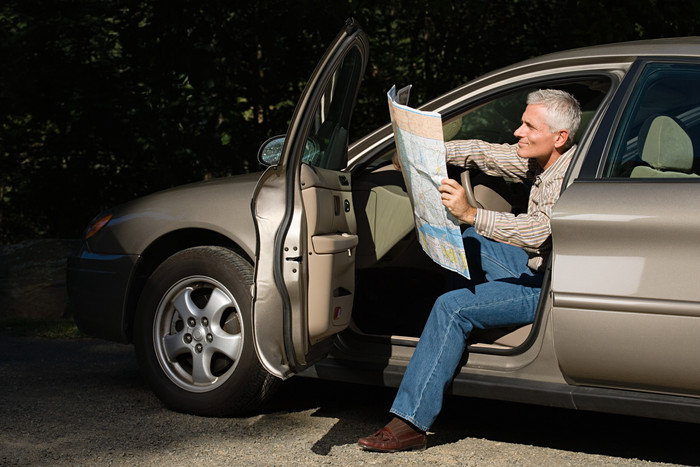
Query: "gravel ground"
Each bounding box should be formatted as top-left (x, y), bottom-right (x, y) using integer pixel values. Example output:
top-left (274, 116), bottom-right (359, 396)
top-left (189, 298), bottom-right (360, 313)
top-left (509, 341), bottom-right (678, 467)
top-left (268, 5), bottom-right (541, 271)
top-left (1, 333), bottom-right (698, 466)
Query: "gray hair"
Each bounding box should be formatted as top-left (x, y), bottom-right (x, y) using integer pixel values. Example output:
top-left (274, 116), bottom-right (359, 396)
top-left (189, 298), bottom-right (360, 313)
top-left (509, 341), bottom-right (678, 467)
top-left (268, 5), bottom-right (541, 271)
top-left (527, 89), bottom-right (581, 148)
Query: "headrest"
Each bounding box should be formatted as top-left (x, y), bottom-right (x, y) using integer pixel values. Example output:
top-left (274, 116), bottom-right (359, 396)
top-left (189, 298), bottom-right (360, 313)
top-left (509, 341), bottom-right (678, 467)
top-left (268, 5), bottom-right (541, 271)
top-left (639, 115), bottom-right (694, 172)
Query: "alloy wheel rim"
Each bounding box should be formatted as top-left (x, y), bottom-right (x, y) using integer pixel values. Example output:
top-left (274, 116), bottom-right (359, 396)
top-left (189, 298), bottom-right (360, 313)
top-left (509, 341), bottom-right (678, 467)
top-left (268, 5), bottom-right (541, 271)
top-left (152, 275), bottom-right (244, 393)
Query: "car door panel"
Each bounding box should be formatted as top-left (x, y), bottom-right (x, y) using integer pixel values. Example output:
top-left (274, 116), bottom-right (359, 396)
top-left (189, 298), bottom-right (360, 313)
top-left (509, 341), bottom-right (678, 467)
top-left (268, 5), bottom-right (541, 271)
top-left (300, 164), bottom-right (358, 344)
top-left (551, 181), bottom-right (700, 394)
top-left (251, 19), bottom-right (368, 378)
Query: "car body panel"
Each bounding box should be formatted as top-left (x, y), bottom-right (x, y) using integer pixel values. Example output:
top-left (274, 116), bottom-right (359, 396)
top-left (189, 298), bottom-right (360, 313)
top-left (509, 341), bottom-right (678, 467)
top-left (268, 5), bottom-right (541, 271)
top-left (552, 181), bottom-right (700, 395)
top-left (86, 172), bottom-right (262, 260)
top-left (67, 252), bottom-right (139, 342)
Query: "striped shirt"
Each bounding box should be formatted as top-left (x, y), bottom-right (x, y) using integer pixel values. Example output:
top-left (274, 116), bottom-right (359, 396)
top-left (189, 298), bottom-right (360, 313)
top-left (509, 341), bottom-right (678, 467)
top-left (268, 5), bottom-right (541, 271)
top-left (445, 139), bottom-right (576, 271)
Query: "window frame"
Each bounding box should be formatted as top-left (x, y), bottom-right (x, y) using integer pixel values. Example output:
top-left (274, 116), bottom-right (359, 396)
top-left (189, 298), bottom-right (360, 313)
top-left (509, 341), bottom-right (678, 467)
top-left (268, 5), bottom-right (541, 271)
top-left (579, 57), bottom-right (700, 181)
top-left (601, 61), bottom-right (700, 180)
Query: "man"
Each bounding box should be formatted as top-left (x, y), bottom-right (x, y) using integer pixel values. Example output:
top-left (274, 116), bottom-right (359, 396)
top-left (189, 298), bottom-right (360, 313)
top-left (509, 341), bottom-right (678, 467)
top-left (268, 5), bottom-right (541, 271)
top-left (358, 89), bottom-right (581, 452)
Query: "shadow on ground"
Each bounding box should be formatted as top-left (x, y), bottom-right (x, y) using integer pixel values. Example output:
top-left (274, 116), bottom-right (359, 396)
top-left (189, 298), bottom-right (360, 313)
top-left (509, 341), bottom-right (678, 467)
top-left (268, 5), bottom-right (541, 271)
top-left (2, 334), bottom-right (699, 466)
top-left (266, 370), bottom-right (700, 465)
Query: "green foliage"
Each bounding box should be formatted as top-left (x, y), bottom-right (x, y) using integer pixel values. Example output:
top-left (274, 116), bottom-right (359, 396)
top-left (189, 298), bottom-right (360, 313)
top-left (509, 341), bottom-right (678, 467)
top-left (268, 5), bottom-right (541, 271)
top-left (1, 0), bottom-right (699, 243)
top-left (0, 316), bottom-right (84, 339)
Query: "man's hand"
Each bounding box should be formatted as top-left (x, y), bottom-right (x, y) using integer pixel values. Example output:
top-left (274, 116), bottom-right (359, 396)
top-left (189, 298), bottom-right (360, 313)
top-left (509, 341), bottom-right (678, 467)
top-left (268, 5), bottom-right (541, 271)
top-left (439, 178), bottom-right (478, 225)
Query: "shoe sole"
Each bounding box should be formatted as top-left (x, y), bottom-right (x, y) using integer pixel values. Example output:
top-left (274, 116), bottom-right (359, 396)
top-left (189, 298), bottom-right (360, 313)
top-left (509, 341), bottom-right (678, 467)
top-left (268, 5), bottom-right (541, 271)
top-left (357, 442), bottom-right (427, 453)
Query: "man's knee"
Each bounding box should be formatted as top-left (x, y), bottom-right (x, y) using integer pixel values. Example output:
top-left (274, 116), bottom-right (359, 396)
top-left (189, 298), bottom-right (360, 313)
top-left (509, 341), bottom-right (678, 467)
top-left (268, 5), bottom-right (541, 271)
top-left (432, 288), bottom-right (473, 321)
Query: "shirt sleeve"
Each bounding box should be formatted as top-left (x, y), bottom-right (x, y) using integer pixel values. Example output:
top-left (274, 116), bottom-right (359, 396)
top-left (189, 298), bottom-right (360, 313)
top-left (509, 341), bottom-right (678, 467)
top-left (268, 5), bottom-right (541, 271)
top-left (445, 139), bottom-right (566, 251)
top-left (473, 175), bottom-right (562, 251)
top-left (445, 139), bottom-right (529, 180)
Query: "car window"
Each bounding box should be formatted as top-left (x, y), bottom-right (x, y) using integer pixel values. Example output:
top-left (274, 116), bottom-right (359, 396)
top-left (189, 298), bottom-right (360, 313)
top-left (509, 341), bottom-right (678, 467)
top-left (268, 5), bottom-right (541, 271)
top-left (302, 47), bottom-right (364, 171)
top-left (356, 78), bottom-right (611, 175)
top-left (603, 63), bottom-right (700, 179)
top-left (445, 89), bottom-right (528, 144)
top-left (445, 80), bottom-right (610, 145)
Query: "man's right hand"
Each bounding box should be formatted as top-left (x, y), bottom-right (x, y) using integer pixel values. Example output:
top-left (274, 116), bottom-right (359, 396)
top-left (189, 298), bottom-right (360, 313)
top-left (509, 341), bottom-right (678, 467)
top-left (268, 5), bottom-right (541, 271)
top-left (439, 178), bottom-right (477, 225)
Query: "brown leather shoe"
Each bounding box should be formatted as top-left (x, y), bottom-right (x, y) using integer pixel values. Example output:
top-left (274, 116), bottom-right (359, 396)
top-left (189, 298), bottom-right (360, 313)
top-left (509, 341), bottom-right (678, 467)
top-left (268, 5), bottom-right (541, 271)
top-left (358, 426), bottom-right (427, 452)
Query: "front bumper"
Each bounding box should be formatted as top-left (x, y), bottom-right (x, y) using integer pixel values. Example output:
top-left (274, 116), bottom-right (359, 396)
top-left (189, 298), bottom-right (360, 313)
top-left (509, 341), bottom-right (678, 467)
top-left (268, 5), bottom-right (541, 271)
top-left (67, 248), bottom-right (140, 343)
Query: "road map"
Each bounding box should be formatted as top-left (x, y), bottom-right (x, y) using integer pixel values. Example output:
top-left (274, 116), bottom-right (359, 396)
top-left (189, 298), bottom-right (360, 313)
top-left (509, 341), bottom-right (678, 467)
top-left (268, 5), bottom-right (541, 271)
top-left (387, 85), bottom-right (470, 279)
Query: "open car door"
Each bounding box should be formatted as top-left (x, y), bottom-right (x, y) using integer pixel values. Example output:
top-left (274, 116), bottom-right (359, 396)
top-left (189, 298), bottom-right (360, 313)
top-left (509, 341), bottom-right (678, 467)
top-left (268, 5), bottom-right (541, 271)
top-left (251, 19), bottom-right (369, 379)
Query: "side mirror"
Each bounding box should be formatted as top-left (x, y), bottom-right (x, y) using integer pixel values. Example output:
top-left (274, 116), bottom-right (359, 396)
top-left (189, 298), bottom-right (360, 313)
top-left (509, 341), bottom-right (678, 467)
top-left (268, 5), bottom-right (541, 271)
top-left (257, 135), bottom-right (286, 166)
top-left (257, 135), bottom-right (322, 167)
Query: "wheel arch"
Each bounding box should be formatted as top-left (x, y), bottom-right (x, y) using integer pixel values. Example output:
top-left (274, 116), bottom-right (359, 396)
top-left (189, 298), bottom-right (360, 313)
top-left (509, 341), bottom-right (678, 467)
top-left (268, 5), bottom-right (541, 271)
top-left (124, 228), bottom-right (254, 343)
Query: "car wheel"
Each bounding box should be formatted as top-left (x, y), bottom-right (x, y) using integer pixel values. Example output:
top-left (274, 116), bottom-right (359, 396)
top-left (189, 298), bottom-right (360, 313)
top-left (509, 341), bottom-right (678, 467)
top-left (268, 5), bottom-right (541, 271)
top-left (134, 246), bottom-right (279, 416)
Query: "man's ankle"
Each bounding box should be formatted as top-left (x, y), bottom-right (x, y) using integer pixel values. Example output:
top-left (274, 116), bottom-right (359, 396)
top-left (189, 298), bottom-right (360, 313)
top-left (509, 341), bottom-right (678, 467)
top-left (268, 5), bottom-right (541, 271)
top-left (386, 416), bottom-right (425, 436)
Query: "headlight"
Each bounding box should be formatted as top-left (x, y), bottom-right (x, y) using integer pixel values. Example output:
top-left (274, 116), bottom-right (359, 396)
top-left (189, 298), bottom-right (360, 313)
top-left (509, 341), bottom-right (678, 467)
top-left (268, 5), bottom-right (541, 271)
top-left (85, 213), bottom-right (113, 239)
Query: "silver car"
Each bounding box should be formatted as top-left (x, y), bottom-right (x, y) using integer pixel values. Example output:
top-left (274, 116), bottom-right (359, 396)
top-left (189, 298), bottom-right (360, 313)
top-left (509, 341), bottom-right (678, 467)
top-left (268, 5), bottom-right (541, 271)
top-left (68, 19), bottom-right (700, 422)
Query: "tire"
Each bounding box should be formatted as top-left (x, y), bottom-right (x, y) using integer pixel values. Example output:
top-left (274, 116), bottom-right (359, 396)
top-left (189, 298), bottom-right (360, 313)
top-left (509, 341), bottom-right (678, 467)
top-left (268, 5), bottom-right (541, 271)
top-left (134, 246), bottom-right (280, 416)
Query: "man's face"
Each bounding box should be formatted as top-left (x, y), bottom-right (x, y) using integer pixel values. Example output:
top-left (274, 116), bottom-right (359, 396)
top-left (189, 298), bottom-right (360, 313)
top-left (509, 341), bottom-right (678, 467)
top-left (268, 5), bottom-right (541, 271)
top-left (513, 104), bottom-right (560, 166)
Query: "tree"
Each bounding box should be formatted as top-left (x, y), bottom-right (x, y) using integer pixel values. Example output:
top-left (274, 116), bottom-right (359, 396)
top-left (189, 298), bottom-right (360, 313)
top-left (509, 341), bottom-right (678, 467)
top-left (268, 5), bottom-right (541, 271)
top-left (1, 0), bottom-right (699, 243)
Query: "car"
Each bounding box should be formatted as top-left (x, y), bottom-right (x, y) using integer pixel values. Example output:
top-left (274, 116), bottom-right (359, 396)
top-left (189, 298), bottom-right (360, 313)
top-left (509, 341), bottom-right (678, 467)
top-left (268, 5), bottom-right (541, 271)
top-left (68, 18), bottom-right (700, 422)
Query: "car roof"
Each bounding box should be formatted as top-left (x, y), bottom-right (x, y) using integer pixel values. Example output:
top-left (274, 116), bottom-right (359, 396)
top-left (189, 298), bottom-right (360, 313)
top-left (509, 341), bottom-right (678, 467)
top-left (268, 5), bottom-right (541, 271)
top-left (519, 36), bottom-right (700, 65)
top-left (435, 37), bottom-right (700, 108)
top-left (435, 36), bottom-right (700, 102)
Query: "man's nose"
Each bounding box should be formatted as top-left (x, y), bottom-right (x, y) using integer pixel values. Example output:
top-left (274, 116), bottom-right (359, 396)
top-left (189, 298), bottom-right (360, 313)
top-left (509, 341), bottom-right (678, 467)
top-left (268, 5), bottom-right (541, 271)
top-left (514, 124), bottom-right (524, 138)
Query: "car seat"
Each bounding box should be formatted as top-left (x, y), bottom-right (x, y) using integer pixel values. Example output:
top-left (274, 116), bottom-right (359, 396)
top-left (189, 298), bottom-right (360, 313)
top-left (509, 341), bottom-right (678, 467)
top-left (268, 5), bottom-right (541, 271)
top-left (631, 115), bottom-right (700, 178)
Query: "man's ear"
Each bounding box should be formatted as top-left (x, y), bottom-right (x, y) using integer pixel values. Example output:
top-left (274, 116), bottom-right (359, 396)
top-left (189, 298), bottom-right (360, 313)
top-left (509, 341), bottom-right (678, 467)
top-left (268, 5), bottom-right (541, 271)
top-left (554, 129), bottom-right (570, 150)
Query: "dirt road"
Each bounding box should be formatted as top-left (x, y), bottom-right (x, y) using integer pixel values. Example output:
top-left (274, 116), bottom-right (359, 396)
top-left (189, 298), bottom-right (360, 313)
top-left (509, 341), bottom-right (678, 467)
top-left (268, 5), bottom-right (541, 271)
top-left (1, 333), bottom-right (697, 466)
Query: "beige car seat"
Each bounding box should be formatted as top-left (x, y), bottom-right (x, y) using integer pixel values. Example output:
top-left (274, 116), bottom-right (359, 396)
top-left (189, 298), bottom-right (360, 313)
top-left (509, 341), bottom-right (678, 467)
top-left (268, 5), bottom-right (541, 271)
top-left (631, 115), bottom-right (699, 178)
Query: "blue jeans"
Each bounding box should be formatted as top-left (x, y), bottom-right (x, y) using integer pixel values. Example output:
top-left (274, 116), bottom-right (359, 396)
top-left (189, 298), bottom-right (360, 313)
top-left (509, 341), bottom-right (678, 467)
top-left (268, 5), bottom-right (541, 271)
top-left (389, 228), bottom-right (543, 432)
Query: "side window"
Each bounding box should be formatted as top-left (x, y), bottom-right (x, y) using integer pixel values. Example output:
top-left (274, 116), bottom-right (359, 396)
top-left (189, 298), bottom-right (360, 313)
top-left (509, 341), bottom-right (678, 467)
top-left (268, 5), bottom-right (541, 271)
top-left (360, 78), bottom-right (611, 174)
top-left (603, 63), bottom-right (700, 179)
top-left (444, 89), bottom-right (528, 144)
top-left (444, 80), bottom-right (610, 145)
top-left (303, 47), bottom-right (364, 171)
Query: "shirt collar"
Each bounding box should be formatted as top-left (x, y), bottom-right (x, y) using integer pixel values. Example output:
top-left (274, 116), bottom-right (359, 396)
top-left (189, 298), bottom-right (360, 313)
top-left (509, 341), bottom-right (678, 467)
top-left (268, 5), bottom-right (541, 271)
top-left (538, 144), bottom-right (577, 183)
